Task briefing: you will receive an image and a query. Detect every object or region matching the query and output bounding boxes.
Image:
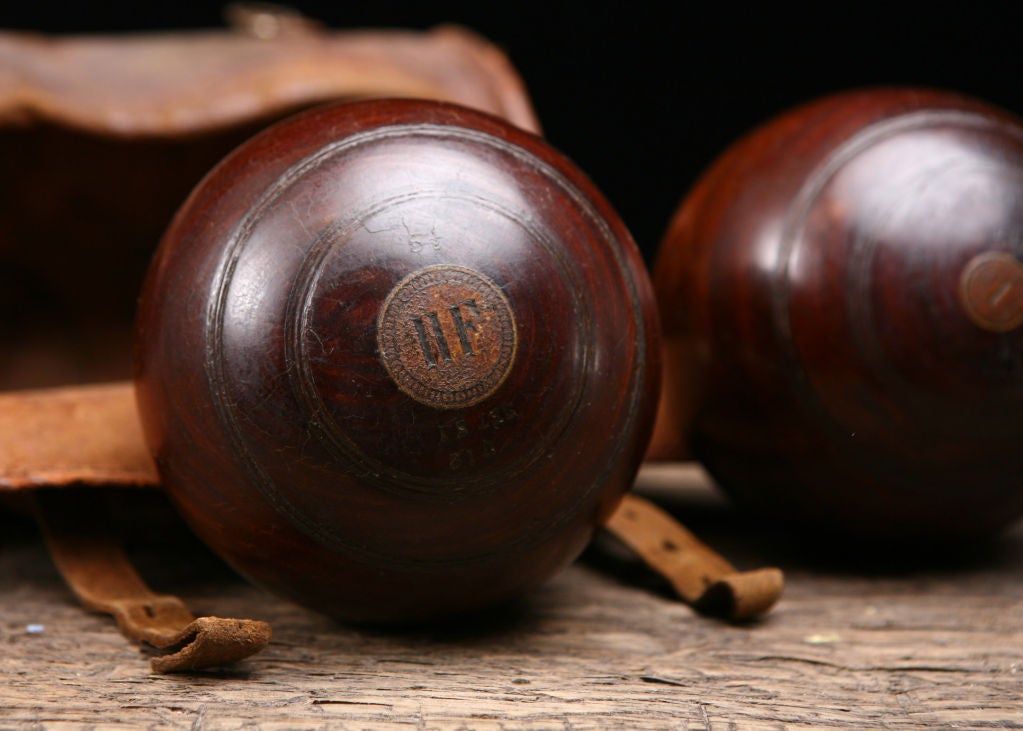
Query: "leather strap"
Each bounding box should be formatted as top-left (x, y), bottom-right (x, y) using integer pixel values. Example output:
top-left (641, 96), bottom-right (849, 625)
top-left (2, 383), bottom-right (269, 671)
top-left (605, 494), bottom-right (783, 620)
top-left (33, 488), bottom-right (270, 673)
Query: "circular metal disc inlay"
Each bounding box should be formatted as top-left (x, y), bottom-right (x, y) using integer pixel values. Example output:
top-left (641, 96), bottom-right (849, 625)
top-left (960, 251), bottom-right (1023, 333)
top-left (377, 265), bottom-right (517, 409)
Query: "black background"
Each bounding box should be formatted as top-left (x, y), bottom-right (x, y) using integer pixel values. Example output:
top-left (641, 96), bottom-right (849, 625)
top-left (5, 2), bottom-right (1022, 263)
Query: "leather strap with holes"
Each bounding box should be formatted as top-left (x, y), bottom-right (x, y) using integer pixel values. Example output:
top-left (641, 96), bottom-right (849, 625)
top-left (605, 494), bottom-right (783, 620)
top-left (2, 383), bottom-right (270, 672)
top-left (32, 487), bottom-right (270, 673)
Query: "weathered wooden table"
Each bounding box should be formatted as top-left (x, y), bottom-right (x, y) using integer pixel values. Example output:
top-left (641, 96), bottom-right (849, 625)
top-left (2, 465), bottom-right (1021, 729)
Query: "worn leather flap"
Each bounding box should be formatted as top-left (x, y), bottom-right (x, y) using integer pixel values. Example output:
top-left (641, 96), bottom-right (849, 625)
top-left (0, 20), bottom-right (538, 135)
top-left (0, 18), bottom-right (538, 394)
top-left (0, 382), bottom-right (156, 490)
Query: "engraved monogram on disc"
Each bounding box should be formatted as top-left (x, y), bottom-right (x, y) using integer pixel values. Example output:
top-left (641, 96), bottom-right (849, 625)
top-left (377, 266), bottom-right (517, 409)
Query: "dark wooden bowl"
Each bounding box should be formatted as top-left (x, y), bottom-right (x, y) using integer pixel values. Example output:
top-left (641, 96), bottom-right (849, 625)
top-left (652, 88), bottom-right (1023, 542)
top-left (135, 99), bottom-right (659, 622)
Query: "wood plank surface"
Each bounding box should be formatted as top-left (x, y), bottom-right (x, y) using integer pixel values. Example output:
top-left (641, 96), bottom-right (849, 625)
top-left (1, 465), bottom-right (1021, 729)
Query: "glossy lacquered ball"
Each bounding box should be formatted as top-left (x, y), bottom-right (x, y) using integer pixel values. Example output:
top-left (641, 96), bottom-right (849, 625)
top-left (135, 100), bottom-right (659, 621)
top-left (653, 89), bottom-right (1023, 542)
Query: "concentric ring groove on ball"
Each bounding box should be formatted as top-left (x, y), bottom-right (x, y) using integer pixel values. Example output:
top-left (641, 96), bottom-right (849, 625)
top-left (200, 121), bottom-right (650, 566)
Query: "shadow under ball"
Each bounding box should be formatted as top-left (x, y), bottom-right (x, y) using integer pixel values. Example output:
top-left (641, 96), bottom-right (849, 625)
top-left (652, 88), bottom-right (1023, 542)
top-left (134, 99), bottom-right (659, 622)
